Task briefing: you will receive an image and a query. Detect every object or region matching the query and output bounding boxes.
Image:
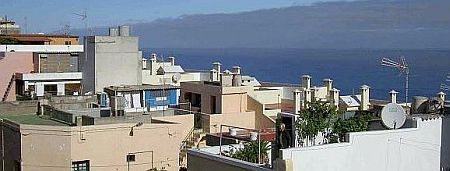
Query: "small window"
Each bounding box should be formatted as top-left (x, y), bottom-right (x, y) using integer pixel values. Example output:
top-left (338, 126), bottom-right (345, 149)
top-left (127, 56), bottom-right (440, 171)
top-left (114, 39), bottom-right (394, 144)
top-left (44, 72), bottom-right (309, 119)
top-left (71, 160), bottom-right (89, 171)
top-left (65, 41), bottom-right (72, 45)
top-left (126, 154), bottom-right (136, 162)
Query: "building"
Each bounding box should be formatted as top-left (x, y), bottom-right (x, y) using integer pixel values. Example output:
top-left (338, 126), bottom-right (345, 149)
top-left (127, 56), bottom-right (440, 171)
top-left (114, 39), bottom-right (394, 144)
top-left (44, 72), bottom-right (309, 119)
top-left (0, 17), bottom-right (20, 35)
top-left (104, 84), bottom-right (179, 114)
top-left (0, 45), bottom-right (83, 101)
top-left (0, 34), bottom-right (79, 45)
top-left (0, 96), bottom-right (193, 171)
top-left (82, 26), bottom-right (142, 93)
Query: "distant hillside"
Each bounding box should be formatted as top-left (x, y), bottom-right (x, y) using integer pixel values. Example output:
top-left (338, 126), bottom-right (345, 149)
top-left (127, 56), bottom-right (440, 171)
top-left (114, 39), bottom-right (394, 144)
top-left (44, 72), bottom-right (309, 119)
top-left (73, 0), bottom-right (450, 49)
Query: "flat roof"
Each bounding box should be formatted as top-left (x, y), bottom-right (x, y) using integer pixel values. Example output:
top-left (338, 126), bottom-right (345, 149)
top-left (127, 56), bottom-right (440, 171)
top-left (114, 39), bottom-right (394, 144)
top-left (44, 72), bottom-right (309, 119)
top-left (105, 84), bottom-right (179, 92)
top-left (259, 81), bottom-right (300, 87)
top-left (1, 114), bottom-right (68, 126)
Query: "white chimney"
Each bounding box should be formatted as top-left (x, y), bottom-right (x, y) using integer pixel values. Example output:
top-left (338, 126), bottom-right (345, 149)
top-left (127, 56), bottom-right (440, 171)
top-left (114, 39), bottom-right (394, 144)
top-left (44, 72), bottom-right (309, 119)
top-left (304, 89), bottom-right (311, 108)
top-left (232, 66), bottom-right (241, 75)
top-left (142, 58), bottom-right (147, 69)
top-left (389, 90), bottom-right (398, 104)
top-left (213, 62), bottom-right (221, 81)
top-left (360, 85), bottom-right (370, 111)
top-left (437, 91), bottom-right (446, 102)
top-left (167, 56), bottom-right (175, 66)
top-left (210, 69), bottom-right (219, 82)
top-left (310, 87), bottom-right (319, 102)
top-left (149, 54), bottom-right (157, 75)
top-left (330, 88), bottom-right (340, 107)
top-left (323, 78), bottom-right (333, 95)
top-left (293, 89), bottom-right (302, 114)
top-left (302, 75), bottom-right (311, 90)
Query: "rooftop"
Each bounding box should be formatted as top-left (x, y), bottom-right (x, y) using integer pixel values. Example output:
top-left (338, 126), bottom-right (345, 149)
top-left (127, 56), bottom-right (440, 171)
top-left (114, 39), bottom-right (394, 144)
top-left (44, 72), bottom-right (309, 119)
top-left (0, 114), bottom-right (67, 126)
top-left (104, 84), bottom-right (179, 92)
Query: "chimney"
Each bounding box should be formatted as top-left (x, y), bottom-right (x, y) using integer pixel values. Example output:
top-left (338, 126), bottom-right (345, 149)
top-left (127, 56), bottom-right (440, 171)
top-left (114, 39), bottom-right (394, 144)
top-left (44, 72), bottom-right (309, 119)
top-left (210, 69), bottom-right (219, 82)
top-left (323, 78), bottom-right (333, 95)
top-left (310, 87), bottom-right (319, 102)
top-left (389, 90), bottom-right (398, 104)
top-left (330, 88), bottom-right (340, 107)
top-left (360, 85), bottom-right (370, 111)
top-left (293, 89), bottom-right (303, 114)
top-left (167, 56), bottom-right (175, 66)
top-left (437, 91), bottom-right (446, 102)
top-left (302, 75), bottom-right (311, 90)
top-left (109, 27), bottom-right (119, 36)
top-left (212, 62), bottom-right (221, 81)
top-left (232, 66), bottom-right (241, 75)
top-left (142, 58), bottom-right (147, 69)
top-left (149, 54), bottom-right (157, 75)
top-left (304, 89), bottom-right (312, 108)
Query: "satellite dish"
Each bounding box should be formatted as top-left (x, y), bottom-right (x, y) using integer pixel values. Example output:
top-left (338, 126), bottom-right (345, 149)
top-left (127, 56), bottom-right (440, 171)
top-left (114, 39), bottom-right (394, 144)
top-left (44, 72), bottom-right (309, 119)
top-left (172, 73), bottom-right (181, 82)
top-left (381, 103), bottom-right (406, 129)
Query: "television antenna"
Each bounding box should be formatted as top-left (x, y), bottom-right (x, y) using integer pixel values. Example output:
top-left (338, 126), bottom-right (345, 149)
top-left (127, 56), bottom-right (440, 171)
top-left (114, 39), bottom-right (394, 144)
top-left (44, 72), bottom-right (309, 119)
top-left (73, 9), bottom-right (91, 36)
top-left (381, 56), bottom-right (410, 104)
top-left (381, 103), bottom-right (406, 129)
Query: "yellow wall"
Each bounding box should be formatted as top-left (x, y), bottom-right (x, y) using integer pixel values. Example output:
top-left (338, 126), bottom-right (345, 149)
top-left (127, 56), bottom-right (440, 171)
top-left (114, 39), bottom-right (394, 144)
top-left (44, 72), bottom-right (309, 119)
top-left (48, 37), bottom-right (79, 45)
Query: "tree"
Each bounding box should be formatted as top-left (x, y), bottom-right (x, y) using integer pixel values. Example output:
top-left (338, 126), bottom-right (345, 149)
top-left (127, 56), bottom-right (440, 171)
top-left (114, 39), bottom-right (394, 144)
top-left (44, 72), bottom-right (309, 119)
top-left (226, 140), bottom-right (270, 164)
top-left (295, 101), bottom-right (340, 146)
top-left (0, 37), bottom-right (18, 44)
top-left (295, 102), bottom-right (372, 146)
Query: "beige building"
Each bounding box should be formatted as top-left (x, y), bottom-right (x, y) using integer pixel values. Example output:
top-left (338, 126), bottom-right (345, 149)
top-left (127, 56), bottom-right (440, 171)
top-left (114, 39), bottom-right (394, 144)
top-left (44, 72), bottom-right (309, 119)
top-left (0, 98), bottom-right (193, 171)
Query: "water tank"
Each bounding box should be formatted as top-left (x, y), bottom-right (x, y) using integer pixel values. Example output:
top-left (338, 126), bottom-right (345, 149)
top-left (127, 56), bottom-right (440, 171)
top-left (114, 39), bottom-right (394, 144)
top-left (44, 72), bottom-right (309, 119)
top-left (118, 25), bottom-right (130, 36)
top-left (109, 27), bottom-right (118, 36)
top-left (412, 96), bottom-right (428, 114)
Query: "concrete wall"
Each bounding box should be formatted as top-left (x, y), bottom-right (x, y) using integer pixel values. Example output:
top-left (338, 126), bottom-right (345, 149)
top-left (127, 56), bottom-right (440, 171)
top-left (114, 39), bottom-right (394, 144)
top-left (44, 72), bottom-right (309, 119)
top-left (247, 96), bottom-right (275, 129)
top-left (205, 111), bottom-right (256, 133)
top-left (281, 117), bottom-right (443, 171)
top-left (0, 52), bottom-right (34, 101)
top-left (187, 150), bottom-right (271, 171)
top-left (2, 120), bottom-right (22, 171)
top-left (83, 36), bottom-right (142, 93)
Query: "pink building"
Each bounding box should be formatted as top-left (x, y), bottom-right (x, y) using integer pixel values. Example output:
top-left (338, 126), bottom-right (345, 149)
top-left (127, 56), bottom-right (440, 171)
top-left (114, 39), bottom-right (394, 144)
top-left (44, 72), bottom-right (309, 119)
top-left (0, 52), bottom-right (35, 101)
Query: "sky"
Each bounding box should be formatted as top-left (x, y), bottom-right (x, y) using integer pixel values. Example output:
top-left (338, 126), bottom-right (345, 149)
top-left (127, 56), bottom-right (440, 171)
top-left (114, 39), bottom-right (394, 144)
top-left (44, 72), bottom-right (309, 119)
top-left (0, 0), bottom-right (350, 33)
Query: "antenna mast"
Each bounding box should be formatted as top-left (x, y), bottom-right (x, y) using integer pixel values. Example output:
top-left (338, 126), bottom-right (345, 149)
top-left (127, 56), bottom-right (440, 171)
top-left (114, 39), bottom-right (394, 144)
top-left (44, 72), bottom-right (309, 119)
top-left (381, 56), bottom-right (410, 104)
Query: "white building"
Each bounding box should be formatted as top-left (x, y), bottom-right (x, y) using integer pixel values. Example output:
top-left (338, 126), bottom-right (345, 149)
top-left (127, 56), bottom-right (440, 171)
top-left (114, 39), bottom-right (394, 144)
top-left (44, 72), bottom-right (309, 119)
top-left (82, 26), bottom-right (142, 93)
top-left (279, 115), bottom-right (450, 171)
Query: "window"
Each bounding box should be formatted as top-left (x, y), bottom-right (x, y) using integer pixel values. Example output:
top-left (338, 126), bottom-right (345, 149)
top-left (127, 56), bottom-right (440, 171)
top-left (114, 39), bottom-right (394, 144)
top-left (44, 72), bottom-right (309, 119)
top-left (126, 154), bottom-right (136, 162)
top-left (72, 160), bottom-right (89, 171)
top-left (65, 41), bottom-right (72, 45)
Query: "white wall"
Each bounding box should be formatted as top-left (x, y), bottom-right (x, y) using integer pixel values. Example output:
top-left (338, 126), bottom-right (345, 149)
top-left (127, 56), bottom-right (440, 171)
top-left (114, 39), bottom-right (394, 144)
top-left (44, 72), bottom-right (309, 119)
top-left (281, 117), bottom-right (443, 171)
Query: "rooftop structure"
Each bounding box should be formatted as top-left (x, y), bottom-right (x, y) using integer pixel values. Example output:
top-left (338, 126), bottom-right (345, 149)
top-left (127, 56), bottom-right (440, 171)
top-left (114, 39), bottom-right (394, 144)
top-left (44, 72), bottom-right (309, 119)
top-left (0, 16), bottom-right (20, 34)
top-left (0, 34), bottom-right (79, 45)
top-left (82, 25), bottom-right (142, 93)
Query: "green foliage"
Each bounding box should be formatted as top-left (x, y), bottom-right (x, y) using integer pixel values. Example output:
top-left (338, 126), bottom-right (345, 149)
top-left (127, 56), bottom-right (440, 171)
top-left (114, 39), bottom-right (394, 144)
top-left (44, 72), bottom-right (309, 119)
top-left (295, 101), bottom-right (340, 144)
top-left (295, 101), bottom-right (372, 145)
top-left (227, 140), bottom-right (270, 164)
top-left (332, 112), bottom-right (372, 142)
top-left (0, 37), bottom-right (18, 44)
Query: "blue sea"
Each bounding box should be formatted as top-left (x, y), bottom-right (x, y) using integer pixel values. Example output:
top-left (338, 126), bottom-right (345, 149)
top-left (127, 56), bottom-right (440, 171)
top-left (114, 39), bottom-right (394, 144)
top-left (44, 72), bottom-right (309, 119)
top-left (142, 48), bottom-right (450, 101)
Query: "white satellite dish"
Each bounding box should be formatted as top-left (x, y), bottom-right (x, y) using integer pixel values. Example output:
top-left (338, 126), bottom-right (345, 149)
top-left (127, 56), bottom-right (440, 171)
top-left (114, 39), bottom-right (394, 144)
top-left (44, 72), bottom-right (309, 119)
top-left (172, 73), bottom-right (181, 82)
top-left (381, 103), bottom-right (406, 129)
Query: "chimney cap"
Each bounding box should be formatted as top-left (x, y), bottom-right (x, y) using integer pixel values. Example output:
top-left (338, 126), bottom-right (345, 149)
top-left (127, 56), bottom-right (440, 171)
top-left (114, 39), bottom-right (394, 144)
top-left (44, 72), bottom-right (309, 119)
top-left (210, 69), bottom-right (217, 72)
top-left (331, 88), bottom-right (340, 92)
top-left (323, 78), bottom-right (333, 82)
top-left (389, 90), bottom-right (398, 94)
top-left (361, 85), bottom-right (370, 89)
top-left (213, 62), bottom-right (222, 65)
top-left (232, 65), bottom-right (241, 69)
top-left (302, 75), bottom-right (311, 78)
top-left (438, 91), bottom-right (446, 95)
